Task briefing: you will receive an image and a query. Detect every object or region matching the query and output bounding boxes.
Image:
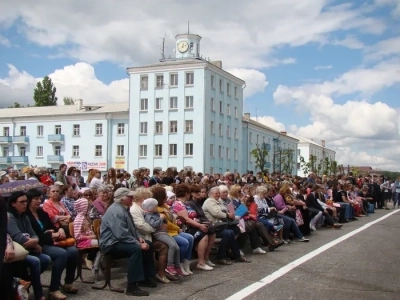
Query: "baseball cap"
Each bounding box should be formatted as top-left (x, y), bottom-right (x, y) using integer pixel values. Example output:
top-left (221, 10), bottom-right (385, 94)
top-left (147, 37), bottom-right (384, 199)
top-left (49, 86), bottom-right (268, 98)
top-left (114, 188), bottom-right (135, 201)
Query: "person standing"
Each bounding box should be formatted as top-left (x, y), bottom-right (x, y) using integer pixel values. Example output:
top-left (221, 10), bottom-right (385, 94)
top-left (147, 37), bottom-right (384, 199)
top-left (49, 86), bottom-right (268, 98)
top-left (56, 164), bottom-right (68, 186)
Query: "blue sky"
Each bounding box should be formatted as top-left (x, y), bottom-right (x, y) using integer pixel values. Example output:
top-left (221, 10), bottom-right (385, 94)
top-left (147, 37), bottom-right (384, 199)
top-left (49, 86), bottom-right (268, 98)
top-left (0, 0), bottom-right (399, 170)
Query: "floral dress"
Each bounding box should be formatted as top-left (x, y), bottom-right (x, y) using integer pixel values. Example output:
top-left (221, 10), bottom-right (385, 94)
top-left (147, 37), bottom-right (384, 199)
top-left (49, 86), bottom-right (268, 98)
top-left (172, 200), bottom-right (197, 235)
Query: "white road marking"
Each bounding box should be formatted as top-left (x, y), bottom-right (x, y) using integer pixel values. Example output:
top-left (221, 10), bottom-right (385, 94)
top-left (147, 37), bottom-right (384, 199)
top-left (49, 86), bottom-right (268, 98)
top-left (226, 210), bottom-right (400, 300)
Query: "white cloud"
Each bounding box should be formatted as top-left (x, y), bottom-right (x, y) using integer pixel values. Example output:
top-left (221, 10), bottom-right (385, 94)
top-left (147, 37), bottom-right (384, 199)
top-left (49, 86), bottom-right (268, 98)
top-left (0, 62), bottom-right (129, 107)
top-left (0, 35), bottom-right (10, 46)
top-left (374, 0), bottom-right (400, 16)
top-left (0, 0), bottom-right (388, 68)
top-left (332, 35), bottom-right (364, 49)
top-left (314, 65), bottom-right (333, 70)
top-left (228, 68), bottom-right (268, 99)
top-left (251, 116), bottom-right (286, 132)
top-left (365, 36), bottom-right (400, 61)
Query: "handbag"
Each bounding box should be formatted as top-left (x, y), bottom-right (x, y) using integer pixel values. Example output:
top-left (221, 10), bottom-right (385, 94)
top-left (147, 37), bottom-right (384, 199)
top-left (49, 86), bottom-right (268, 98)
top-left (295, 209), bottom-right (304, 226)
top-left (4, 241), bottom-right (29, 263)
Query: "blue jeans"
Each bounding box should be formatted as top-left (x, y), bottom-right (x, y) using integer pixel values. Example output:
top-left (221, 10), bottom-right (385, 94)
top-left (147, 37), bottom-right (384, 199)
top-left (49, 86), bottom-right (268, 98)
top-left (257, 217), bottom-right (275, 231)
top-left (24, 253), bottom-right (51, 300)
top-left (215, 229), bottom-right (241, 260)
top-left (173, 232), bottom-right (194, 262)
top-left (280, 214), bottom-right (304, 240)
top-left (42, 245), bottom-right (79, 291)
top-left (337, 202), bottom-right (353, 219)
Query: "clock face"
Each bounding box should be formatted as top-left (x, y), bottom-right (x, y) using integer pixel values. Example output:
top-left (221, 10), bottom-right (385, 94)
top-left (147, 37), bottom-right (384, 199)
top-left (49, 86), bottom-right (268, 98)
top-left (178, 41), bottom-right (189, 53)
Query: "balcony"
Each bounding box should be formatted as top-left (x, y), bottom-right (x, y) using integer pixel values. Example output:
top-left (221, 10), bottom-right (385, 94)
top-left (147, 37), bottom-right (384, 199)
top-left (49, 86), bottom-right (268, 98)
top-left (0, 157), bottom-right (11, 164)
top-left (47, 155), bottom-right (64, 164)
top-left (266, 162), bottom-right (271, 169)
top-left (0, 136), bottom-right (12, 144)
top-left (10, 156), bottom-right (29, 164)
top-left (12, 136), bottom-right (29, 144)
top-left (48, 134), bottom-right (65, 144)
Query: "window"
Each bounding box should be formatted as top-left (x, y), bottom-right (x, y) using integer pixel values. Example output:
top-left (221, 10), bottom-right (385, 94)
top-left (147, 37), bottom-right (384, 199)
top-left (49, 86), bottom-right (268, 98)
top-left (140, 122), bottom-right (148, 134)
top-left (156, 75), bottom-right (164, 88)
top-left (297, 149), bottom-right (301, 156)
top-left (210, 167), bottom-right (214, 174)
top-left (190, 42), bottom-right (194, 52)
top-left (20, 126), bottom-right (26, 136)
top-left (249, 152), bottom-right (253, 163)
top-left (95, 145), bottom-right (102, 157)
top-left (54, 146), bottom-right (61, 156)
top-left (72, 145), bottom-right (79, 157)
top-left (141, 75), bottom-right (148, 90)
top-left (226, 148), bottom-right (230, 159)
top-left (218, 146), bottom-right (222, 158)
top-left (227, 104), bottom-right (230, 115)
top-left (219, 101), bottom-right (223, 114)
top-left (249, 132), bottom-right (252, 143)
top-left (210, 144), bottom-right (214, 157)
top-left (219, 79), bottom-right (223, 92)
top-left (234, 106), bottom-right (238, 118)
top-left (169, 144), bottom-right (177, 156)
top-left (185, 96), bottom-right (193, 108)
top-left (155, 98), bottom-right (163, 110)
top-left (256, 134), bottom-right (259, 143)
top-left (211, 98), bottom-right (215, 111)
top-left (33, 146), bottom-right (42, 157)
top-left (211, 75), bottom-right (215, 88)
top-left (155, 144), bottom-right (162, 157)
top-left (226, 126), bottom-right (230, 138)
top-left (185, 72), bottom-right (194, 85)
top-left (37, 126), bottom-right (43, 137)
top-left (219, 124), bottom-right (222, 136)
top-left (140, 98), bottom-right (148, 111)
top-left (185, 120), bottom-right (193, 133)
top-left (117, 123), bottom-right (125, 135)
top-left (170, 73), bottom-right (178, 86)
top-left (3, 147), bottom-right (9, 157)
top-left (155, 121), bottom-right (163, 134)
top-left (3, 127), bottom-right (10, 136)
top-left (210, 121), bottom-right (214, 134)
top-left (185, 143), bottom-right (193, 156)
top-left (227, 83), bottom-right (231, 95)
top-left (18, 146), bottom-right (25, 156)
top-left (55, 125), bottom-right (61, 135)
top-left (95, 123), bottom-right (103, 135)
top-left (117, 145), bottom-right (124, 156)
top-left (234, 149), bottom-right (238, 160)
top-left (139, 145), bottom-right (147, 157)
top-left (73, 124), bottom-right (80, 136)
top-left (170, 121), bottom-right (178, 133)
top-left (234, 86), bottom-right (238, 98)
top-left (169, 97), bottom-right (178, 109)
top-left (234, 127), bottom-right (237, 139)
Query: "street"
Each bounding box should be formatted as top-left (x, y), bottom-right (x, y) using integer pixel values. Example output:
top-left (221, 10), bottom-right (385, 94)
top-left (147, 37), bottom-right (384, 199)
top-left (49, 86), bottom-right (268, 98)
top-left (39, 209), bottom-right (400, 300)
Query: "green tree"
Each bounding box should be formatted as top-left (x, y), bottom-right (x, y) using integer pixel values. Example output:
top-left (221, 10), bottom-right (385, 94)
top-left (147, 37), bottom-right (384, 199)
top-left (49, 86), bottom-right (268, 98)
top-left (323, 157), bottom-right (330, 175)
top-left (8, 102), bottom-right (23, 108)
top-left (251, 143), bottom-right (269, 174)
top-left (281, 149), bottom-right (295, 175)
top-left (299, 155), bottom-right (310, 176)
top-left (34, 76), bottom-right (58, 106)
top-left (330, 160), bottom-right (338, 175)
top-left (63, 97), bottom-right (75, 105)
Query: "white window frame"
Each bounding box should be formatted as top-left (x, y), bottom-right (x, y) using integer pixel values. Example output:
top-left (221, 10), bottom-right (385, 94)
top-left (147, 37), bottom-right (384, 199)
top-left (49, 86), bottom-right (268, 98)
top-left (210, 144), bottom-right (214, 157)
top-left (169, 144), bottom-right (177, 156)
top-left (95, 145), bottom-right (102, 157)
top-left (141, 75), bottom-right (148, 90)
top-left (185, 72), bottom-right (194, 85)
top-left (55, 125), bottom-right (61, 135)
top-left (37, 125), bottom-right (43, 137)
top-left (3, 127), bottom-right (10, 136)
top-left (54, 146), bottom-right (61, 156)
top-left (234, 149), bottom-right (238, 160)
top-left (19, 147), bottom-right (25, 156)
top-left (3, 146), bottom-right (9, 157)
top-left (227, 104), bottom-right (230, 116)
top-left (234, 106), bottom-right (238, 118)
top-left (155, 121), bottom-right (163, 134)
top-left (155, 98), bottom-right (163, 110)
top-left (219, 101), bottom-right (223, 114)
top-left (226, 147), bottom-right (230, 159)
top-left (170, 121), bottom-right (178, 133)
top-left (155, 144), bottom-right (162, 157)
top-left (36, 146), bottom-right (42, 157)
top-left (185, 120), bottom-right (193, 133)
top-left (185, 96), bottom-right (193, 109)
top-left (73, 124), bottom-right (80, 136)
top-left (219, 79), bottom-right (223, 92)
top-left (140, 122), bottom-right (148, 134)
top-left (117, 145), bottom-right (124, 156)
top-left (139, 145), bottom-right (147, 157)
top-left (234, 86), bottom-right (238, 98)
top-left (219, 124), bottom-right (222, 136)
top-left (185, 143), bottom-right (193, 156)
top-left (20, 126), bottom-right (26, 136)
top-left (140, 98), bottom-right (148, 111)
top-left (211, 98), bottom-right (215, 111)
top-left (156, 75), bottom-right (164, 88)
top-left (95, 123), bottom-right (103, 135)
top-left (117, 123), bottom-right (125, 135)
top-left (169, 97), bottom-right (178, 110)
top-left (210, 121), bottom-right (214, 134)
top-left (170, 73), bottom-right (178, 86)
top-left (72, 145), bottom-right (79, 157)
top-left (227, 126), bottom-right (230, 138)
top-left (234, 127), bottom-right (237, 139)
top-left (218, 146), bottom-right (222, 158)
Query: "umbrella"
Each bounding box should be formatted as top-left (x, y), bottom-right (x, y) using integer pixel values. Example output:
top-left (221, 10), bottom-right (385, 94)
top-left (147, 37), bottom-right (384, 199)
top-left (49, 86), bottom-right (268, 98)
top-left (0, 180), bottom-right (47, 197)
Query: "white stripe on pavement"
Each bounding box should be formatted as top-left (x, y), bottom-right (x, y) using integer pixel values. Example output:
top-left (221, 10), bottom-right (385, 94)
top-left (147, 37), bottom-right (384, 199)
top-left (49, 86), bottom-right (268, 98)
top-left (226, 210), bottom-right (400, 300)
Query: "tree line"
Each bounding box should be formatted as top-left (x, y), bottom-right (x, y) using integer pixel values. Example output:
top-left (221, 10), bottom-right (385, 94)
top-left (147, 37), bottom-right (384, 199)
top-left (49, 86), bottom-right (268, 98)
top-left (5, 76), bottom-right (76, 108)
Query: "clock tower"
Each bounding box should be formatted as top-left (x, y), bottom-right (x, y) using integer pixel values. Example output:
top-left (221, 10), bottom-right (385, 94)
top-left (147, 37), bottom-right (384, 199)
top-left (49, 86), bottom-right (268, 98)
top-left (175, 33), bottom-right (202, 59)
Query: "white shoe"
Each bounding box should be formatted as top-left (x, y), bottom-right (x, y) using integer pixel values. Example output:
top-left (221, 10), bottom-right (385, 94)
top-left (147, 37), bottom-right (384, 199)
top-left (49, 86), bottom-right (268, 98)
top-left (179, 263), bottom-right (190, 275)
top-left (196, 263), bottom-right (213, 271)
top-left (205, 260), bottom-right (216, 267)
top-left (309, 223), bottom-right (316, 231)
top-left (252, 247), bottom-right (266, 254)
top-left (183, 259), bottom-right (193, 275)
top-left (239, 250), bottom-right (244, 256)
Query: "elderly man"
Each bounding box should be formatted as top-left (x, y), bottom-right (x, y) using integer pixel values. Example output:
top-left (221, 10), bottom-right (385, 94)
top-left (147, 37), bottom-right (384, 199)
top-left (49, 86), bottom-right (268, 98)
top-left (99, 187), bottom-right (156, 297)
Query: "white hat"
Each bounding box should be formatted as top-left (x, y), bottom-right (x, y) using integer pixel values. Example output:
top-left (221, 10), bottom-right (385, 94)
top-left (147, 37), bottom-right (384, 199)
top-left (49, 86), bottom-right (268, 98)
top-left (54, 181), bottom-right (64, 186)
top-left (142, 198), bottom-right (159, 211)
top-left (0, 171), bottom-right (6, 177)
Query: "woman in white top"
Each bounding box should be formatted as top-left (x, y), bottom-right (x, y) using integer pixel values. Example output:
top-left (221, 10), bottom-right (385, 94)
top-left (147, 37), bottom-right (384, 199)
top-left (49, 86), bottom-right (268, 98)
top-left (87, 169), bottom-right (102, 189)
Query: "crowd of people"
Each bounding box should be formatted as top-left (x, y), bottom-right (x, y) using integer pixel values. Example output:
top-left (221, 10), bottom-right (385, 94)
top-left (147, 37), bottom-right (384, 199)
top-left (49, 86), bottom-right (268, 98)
top-left (1, 164), bottom-right (399, 299)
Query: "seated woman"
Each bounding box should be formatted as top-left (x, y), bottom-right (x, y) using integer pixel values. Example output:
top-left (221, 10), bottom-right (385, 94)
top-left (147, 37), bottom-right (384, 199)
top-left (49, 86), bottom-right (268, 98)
top-left (202, 187), bottom-right (250, 264)
top-left (60, 185), bottom-right (77, 221)
top-left (174, 184), bottom-right (216, 271)
top-left (91, 185), bottom-right (111, 218)
top-left (151, 186), bottom-right (194, 275)
top-left (43, 185), bottom-right (71, 230)
top-left (7, 191), bottom-right (51, 300)
top-left (26, 188), bottom-right (79, 300)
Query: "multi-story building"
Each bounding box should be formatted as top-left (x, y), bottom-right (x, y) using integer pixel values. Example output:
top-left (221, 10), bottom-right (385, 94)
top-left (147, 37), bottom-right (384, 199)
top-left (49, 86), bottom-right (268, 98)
top-left (288, 133), bottom-right (336, 177)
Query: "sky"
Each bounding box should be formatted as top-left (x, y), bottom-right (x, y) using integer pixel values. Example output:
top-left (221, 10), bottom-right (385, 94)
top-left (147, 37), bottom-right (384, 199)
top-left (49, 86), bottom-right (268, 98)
top-left (0, 0), bottom-right (399, 171)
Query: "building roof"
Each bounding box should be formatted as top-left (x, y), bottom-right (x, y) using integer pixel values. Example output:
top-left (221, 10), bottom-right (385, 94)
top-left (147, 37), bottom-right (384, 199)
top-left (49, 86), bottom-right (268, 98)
top-left (243, 118), bottom-right (299, 142)
top-left (0, 102), bottom-right (129, 119)
top-left (288, 133), bottom-right (336, 153)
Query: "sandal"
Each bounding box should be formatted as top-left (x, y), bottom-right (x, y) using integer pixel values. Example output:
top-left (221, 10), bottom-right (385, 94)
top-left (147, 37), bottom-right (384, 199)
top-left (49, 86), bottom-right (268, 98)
top-left (216, 259), bottom-right (233, 265)
top-left (236, 256), bottom-right (251, 263)
top-left (48, 290), bottom-right (67, 300)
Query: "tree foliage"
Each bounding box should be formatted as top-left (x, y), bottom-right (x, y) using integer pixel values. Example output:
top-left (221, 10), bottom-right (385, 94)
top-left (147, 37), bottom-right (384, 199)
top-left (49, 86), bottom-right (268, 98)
top-left (34, 76), bottom-right (58, 106)
top-left (281, 149), bottom-right (295, 175)
top-left (63, 97), bottom-right (75, 105)
top-left (8, 102), bottom-right (23, 108)
top-left (251, 143), bottom-right (269, 174)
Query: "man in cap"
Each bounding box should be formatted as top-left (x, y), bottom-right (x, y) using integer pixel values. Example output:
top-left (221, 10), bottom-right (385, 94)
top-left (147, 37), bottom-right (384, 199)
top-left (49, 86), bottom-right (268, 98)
top-left (99, 187), bottom-right (156, 297)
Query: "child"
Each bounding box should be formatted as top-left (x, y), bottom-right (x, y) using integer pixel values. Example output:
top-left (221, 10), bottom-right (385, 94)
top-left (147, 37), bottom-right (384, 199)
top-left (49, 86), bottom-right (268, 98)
top-left (73, 197), bottom-right (102, 278)
top-left (142, 198), bottom-right (187, 277)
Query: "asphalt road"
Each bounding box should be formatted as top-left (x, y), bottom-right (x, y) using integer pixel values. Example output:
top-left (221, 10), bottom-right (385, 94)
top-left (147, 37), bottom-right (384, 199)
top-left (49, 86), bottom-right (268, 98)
top-left (37, 207), bottom-right (400, 300)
